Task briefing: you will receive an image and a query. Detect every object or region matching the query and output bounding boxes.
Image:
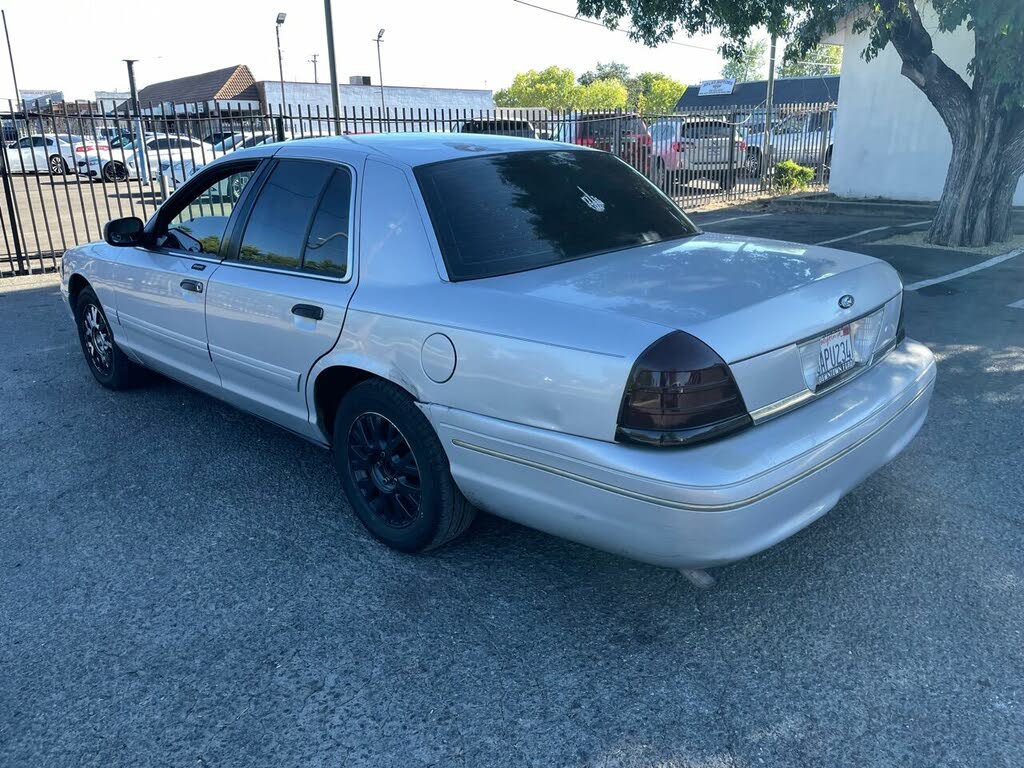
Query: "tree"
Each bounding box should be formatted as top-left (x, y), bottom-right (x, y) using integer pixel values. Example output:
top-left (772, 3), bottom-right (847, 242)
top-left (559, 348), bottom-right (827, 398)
top-left (575, 0), bottom-right (1024, 247)
top-left (578, 61), bottom-right (632, 86)
top-left (633, 72), bottom-right (688, 114)
top-left (572, 78), bottom-right (629, 110)
top-left (721, 40), bottom-right (768, 82)
top-left (494, 66), bottom-right (578, 110)
top-left (779, 43), bottom-right (842, 77)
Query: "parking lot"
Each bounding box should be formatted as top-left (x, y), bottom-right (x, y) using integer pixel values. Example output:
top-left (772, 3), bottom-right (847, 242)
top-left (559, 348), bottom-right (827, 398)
top-left (1, 208), bottom-right (1022, 767)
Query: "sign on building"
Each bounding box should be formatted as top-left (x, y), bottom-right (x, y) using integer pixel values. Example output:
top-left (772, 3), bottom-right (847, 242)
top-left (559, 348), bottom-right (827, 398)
top-left (697, 79), bottom-right (736, 97)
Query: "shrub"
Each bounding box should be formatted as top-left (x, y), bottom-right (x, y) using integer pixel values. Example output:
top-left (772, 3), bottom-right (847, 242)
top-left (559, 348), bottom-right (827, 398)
top-left (773, 159), bottom-right (816, 193)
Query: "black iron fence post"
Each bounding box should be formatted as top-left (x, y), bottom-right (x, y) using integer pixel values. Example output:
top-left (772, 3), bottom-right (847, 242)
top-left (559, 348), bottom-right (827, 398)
top-left (0, 149), bottom-right (25, 274)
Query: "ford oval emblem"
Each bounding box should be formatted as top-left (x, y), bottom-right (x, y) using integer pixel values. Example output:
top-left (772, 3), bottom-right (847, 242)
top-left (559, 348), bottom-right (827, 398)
top-left (839, 294), bottom-right (855, 309)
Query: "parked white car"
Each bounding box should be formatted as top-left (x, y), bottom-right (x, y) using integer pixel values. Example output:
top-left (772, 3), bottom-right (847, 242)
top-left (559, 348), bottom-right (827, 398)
top-left (76, 133), bottom-right (209, 183)
top-left (649, 118), bottom-right (747, 189)
top-left (5, 133), bottom-right (85, 175)
top-left (60, 134), bottom-right (935, 571)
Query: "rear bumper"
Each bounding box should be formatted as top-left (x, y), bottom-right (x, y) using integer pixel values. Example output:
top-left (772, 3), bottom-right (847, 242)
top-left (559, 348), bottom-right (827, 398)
top-left (424, 339), bottom-right (936, 569)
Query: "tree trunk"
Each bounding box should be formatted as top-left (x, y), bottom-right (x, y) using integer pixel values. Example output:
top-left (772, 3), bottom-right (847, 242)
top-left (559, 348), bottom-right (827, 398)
top-left (928, 113), bottom-right (1024, 247)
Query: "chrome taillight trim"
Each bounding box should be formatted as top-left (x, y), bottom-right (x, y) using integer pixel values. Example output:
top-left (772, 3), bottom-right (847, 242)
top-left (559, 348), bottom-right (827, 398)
top-left (749, 295), bottom-right (903, 425)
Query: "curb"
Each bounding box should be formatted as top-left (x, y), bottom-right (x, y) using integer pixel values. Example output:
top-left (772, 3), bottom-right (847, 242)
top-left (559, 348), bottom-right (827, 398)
top-left (767, 193), bottom-right (1024, 222)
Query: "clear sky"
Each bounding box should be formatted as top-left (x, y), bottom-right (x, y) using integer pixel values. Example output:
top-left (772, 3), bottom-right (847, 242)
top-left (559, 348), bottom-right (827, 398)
top-left (0, 0), bottom-right (727, 101)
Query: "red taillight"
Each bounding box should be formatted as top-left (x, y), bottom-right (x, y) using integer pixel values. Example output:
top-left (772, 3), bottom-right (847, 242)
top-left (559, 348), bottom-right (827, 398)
top-left (617, 331), bottom-right (751, 447)
top-left (576, 136), bottom-right (595, 147)
top-left (639, 133), bottom-right (652, 146)
top-left (739, 140), bottom-right (747, 152)
top-left (671, 141), bottom-right (684, 153)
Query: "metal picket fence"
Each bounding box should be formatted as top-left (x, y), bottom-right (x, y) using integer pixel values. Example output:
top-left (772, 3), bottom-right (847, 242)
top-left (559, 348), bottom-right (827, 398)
top-left (0, 99), bottom-right (835, 278)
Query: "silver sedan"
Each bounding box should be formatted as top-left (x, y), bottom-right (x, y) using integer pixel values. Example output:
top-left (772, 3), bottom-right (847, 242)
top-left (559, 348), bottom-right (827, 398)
top-left (59, 134), bottom-right (935, 572)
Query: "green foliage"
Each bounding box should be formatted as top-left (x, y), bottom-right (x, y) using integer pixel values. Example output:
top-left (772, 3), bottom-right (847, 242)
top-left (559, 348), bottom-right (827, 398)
top-left (495, 62), bottom-right (684, 112)
top-left (634, 73), bottom-right (688, 114)
top-left (573, 78), bottom-right (630, 110)
top-left (578, 61), bottom-right (632, 86)
top-left (779, 43), bottom-right (842, 77)
top-left (773, 159), bottom-right (816, 192)
top-left (493, 66), bottom-right (578, 110)
top-left (721, 40), bottom-right (768, 82)
top-left (575, 0), bottom-right (1024, 110)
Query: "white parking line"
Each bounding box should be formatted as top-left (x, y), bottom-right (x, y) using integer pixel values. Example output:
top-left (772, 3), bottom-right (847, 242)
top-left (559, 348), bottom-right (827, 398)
top-left (814, 219), bottom-right (932, 246)
top-left (905, 248), bottom-right (1024, 292)
top-left (1006, 298), bottom-right (1024, 309)
top-left (699, 213), bottom-right (773, 227)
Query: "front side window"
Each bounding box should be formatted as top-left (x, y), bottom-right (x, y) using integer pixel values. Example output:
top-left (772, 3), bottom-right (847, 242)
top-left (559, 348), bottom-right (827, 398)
top-left (415, 149), bottom-right (696, 280)
top-left (164, 164), bottom-right (258, 255)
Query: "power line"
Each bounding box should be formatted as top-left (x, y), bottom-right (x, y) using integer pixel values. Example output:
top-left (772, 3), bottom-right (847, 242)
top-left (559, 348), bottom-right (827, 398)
top-left (511, 0), bottom-right (718, 52)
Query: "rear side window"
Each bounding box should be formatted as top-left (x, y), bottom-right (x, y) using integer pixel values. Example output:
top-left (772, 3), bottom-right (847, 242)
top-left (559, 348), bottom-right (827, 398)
top-left (415, 149), bottom-right (696, 280)
top-left (236, 160), bottom-right (352, 276)
top-left (237, 160), bottom-right (333, 270)
top-left (302, 169), bottom-right (352, 277)
top-left (681, 122), bottom-right (733, 139)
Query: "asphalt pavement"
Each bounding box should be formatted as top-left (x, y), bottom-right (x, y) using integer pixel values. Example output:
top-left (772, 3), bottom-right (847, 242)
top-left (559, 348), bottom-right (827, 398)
top-left (1, 210), bottom-right (1022, 767)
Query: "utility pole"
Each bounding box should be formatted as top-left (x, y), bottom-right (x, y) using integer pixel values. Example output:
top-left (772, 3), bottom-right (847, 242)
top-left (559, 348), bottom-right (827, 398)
top-left (0, 10), bottom-right (25, 273)
top-left (124, 59), bottom-right (148, 185)
top-left (374, 29), bottom-right (386, 131)
top-left (763, 33), bottom-right (778, 187)
top-left (324, 0), bottom-right (342, 134)
top-left (309, 53), bottom-right (319, 84)
top-left (275, 13), bottom-right (287, 116)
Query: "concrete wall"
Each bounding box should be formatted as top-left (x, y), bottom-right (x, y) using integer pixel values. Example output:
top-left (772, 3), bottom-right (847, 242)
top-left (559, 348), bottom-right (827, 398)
top-left (257, 81), bottom-right (495, 132)
top-left (829, 9), bottom-right (1024, 204)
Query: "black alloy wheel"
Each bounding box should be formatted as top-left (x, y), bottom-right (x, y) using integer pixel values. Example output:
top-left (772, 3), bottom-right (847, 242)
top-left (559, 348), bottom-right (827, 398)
top-left (333, 379), bottom-right (476, 553)
top-left (347, 412), bottom-right (422, 529)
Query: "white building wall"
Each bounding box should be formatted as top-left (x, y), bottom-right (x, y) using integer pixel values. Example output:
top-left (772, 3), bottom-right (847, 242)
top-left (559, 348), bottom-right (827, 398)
top-left (830, 9), bottom-right (1024, 204)
top-left (259, 81), bottom-right (495, 132)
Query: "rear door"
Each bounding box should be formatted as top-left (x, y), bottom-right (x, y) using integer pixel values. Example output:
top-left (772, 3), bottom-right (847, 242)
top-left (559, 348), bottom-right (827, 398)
top-left (112, 160), bottom-right (262, 391)
top-left (204, 156), bottom-right (359, 435)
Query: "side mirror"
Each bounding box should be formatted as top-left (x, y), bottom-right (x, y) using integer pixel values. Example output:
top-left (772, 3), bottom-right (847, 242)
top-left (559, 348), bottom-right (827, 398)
top-left (104, 216), bottom-right (144, 247)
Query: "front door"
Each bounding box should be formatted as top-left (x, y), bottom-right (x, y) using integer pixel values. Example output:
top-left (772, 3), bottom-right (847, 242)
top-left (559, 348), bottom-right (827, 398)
top-left (112, 161), bottom-right (262, 392)
top-left (205, 157), bottom-right (358, 435)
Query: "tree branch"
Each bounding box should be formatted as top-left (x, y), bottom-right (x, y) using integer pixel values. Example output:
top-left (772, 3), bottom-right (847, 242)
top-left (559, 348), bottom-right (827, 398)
top-left (880, 0), bottom-right (975, 138)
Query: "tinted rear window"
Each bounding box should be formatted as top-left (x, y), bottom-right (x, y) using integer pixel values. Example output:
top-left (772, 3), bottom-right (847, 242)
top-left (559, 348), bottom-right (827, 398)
top-left (415, 150), bottom-right (696, 280)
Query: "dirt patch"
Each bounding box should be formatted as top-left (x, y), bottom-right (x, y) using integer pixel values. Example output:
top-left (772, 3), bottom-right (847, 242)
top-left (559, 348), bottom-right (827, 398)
top-left (874, 229), bottom-right (1024, 256)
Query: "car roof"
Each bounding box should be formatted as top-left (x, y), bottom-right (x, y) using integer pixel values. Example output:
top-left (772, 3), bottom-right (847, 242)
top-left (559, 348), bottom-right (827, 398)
top-left (272, 132), bottom-right (576, 167)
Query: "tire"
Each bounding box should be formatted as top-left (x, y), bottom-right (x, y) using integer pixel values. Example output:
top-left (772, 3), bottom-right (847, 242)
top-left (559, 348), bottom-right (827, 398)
top-left (651, 159), bottom-right (667, 190)
top-left (48, 154), bottom-right (68, 175)
top-left (719, 171), bottom-right (736, 191)
top-left (74, 287), bottom-right (146, 389)
top-left (744, 148), bottom-right (762, 177)
top-left (823, 147), bottom-right (833, 181)
top-left (333, 379), bottom-right (476, 553)
top-left (102, 161), bottom-right (129, 182)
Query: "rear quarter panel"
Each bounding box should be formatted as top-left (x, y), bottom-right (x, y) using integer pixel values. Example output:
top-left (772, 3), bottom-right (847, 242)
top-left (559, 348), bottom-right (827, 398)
top-left (307, 157), bottom-right (665, 443)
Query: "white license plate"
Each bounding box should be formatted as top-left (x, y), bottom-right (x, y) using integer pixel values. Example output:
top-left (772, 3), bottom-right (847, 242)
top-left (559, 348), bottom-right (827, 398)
top-left (817, 325), bottom-right (855, 385)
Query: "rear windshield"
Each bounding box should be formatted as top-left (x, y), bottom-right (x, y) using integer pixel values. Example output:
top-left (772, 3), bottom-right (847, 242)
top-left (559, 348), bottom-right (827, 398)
top-left (414, 149), bottom-right (696, 280)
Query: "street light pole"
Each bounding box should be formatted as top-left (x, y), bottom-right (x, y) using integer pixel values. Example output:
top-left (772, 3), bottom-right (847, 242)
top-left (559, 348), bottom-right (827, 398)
top-left (275, 13), bottom-right (287, 117)
top-left (309, 53), bottom-right (319, 84)
top-left (374, 29), bottom-right (386, 131)
top-left (323, 0), bottom-right (342, 134)
top-left (124, 58), bottom-right (148, 185)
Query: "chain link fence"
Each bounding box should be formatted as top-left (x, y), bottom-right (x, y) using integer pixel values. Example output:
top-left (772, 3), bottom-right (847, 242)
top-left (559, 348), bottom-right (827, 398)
top-left (0, 99), bottom-right (835, 278)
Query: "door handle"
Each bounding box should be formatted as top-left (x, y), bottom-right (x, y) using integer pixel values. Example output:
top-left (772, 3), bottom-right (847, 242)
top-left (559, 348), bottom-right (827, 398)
top-left (291, 303), bottom-right (323, 321)
top-left (180, 279), bottom-right (203, 293)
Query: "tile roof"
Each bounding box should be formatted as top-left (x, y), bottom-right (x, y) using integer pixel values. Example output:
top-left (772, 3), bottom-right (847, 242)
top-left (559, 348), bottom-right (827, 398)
top-left (138, 65), bottom-right (258, 106)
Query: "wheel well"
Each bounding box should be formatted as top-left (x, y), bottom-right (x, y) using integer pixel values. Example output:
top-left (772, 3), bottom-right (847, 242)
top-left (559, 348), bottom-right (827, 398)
top-left (67, 274), bottom-right (90, 309)
top-left (313, 366), bottom-right (379, 443)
